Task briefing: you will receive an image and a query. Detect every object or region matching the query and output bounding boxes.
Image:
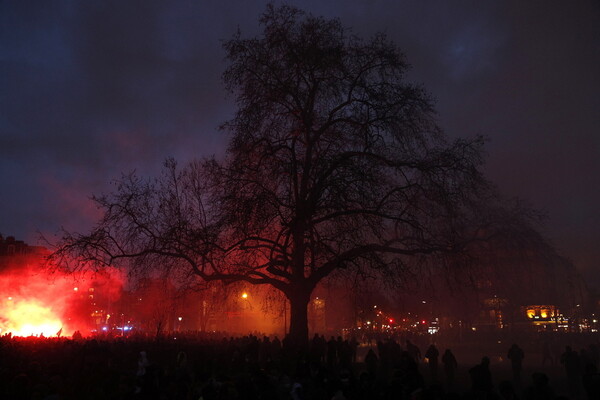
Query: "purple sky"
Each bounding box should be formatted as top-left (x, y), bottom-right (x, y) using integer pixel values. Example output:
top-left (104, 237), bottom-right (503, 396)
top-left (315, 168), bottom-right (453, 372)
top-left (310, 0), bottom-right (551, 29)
top-left (1, 1), bottom-right (599, 287)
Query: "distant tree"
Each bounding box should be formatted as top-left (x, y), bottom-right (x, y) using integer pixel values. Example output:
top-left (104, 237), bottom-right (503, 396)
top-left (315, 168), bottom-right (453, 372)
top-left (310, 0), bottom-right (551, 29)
top-left (450, 202), bottom-right (584, 313)
top-left (53, 5), bottom-right (505, 346)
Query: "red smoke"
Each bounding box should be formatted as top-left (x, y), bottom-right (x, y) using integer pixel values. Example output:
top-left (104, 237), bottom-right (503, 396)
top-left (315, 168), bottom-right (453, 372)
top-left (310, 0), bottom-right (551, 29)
top-left (0, 255), bottom-right (124, 337)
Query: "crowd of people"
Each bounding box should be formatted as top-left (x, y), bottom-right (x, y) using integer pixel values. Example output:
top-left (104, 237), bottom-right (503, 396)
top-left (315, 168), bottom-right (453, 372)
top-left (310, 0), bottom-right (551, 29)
top-left (0, 331), bottom-right (599, 400)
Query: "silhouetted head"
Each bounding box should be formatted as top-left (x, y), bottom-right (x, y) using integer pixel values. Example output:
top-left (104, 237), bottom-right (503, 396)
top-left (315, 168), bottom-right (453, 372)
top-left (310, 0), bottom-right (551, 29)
top-left (531, 372), bottom-right (549, 387)
top-left (481, 356), bottom-right (490, 366)
top-left (585, 363), bottom-right (598, 373)
top-left (177, 351), bottom-right (187, 365)
top-left (498, 380), bottom-right (515, 397)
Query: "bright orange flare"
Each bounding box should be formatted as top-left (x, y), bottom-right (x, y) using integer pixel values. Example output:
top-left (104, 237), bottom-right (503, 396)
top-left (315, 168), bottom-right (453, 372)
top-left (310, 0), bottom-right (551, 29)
top-left (1, 299), bottom-right (63, 337)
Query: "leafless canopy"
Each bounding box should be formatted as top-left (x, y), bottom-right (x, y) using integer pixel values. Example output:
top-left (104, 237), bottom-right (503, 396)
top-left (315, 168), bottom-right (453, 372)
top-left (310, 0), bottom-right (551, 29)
top-left (54, 5), bottom-right (506, 343)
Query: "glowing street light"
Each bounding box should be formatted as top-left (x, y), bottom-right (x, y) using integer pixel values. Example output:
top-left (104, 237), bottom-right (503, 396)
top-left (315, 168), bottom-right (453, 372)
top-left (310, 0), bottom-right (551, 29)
top-left (241, 292), bottom-right (248, 299)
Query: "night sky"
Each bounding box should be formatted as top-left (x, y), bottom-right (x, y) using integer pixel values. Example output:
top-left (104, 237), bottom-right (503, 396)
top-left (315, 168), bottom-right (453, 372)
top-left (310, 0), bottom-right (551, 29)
top-left (1, 1), bottom-right (599, 287)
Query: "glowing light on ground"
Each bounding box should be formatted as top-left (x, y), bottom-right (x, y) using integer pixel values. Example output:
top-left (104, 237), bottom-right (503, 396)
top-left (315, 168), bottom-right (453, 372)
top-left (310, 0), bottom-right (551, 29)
top-left (1, 299), bottom-right (63, 337)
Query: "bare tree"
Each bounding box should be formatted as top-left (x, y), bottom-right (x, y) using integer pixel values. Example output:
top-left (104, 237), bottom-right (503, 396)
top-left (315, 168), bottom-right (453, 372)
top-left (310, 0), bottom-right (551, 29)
top-left (53, 5), bottom-right (500, 346)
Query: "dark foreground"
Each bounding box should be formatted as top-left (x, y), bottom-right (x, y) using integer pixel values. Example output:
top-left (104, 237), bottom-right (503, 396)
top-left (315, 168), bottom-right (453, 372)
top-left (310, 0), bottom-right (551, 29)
top-left (0, 332), bottom-right (599, 400)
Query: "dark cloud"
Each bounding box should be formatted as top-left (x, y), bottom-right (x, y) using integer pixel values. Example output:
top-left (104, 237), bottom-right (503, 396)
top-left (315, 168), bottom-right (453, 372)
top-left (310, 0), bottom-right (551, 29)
top-left (1, 0), bottom-right (599, 286)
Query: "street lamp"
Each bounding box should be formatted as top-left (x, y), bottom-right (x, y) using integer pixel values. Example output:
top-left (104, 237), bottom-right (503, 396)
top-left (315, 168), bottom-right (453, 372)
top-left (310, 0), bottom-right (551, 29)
top-left (240, 292), bottom-right (252, 312)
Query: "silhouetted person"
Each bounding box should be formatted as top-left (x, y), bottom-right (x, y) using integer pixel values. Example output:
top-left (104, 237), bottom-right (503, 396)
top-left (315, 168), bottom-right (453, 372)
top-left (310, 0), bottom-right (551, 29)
top-left (588, 343), bottom-right (600, 368)
top-left (376, 340), bottom-right (390, 374)
top-left (338, 339), bottom-right (353, 368)
top-left (173, 351), bottom-right (191, 400)
top-left (364, 348), bottom-right (378, 377)
top-left (310, 333), bottom-right (321, 363)
top-left (327, 336), bottom-right (337, 368)
top-left (406, 339), bottom-right (421, 363)
top-left (469, 356), bottom-right (493, 397)
top-left (498, 380), bottom-right (517, 400)
top-left (507, 343), bottom-right (524, 385)
top-left (582, 362), bottom-right (600, 400)
top-left (336, 336), bottom-right (344, 358)
top-left (561, 346), bottom-right (581, 399)
top-left (270, 335), bottom-right (282, 364)
top-left (401, 350), bottom-right (425, 396)
top-left (425, 344), bottom-right (440, 382)
top-left (524, 372), bottom-right (555, 400)
top-left (135, 350), bottom-right (151, 395)
top-left (442, 348), bottom-right (458, 389)
top-left (137, 350), bottom-right (149, 377)
top-left (259, 336), bottom-right (271, 367)
top-left (387, 338), bottom-right (402, 369)
top-left (357, 371), bottom-right (375, 400)
top-left (349, 335), bottom-right (358, 363)
top-left (541, 341), bottom-right (553, 366)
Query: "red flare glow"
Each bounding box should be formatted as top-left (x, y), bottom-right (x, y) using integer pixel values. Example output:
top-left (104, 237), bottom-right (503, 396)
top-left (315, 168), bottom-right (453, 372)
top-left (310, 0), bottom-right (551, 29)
top-left (0, 252), bottom-right (124, 338)
top-left (2, 298), bottom-right (62, 336)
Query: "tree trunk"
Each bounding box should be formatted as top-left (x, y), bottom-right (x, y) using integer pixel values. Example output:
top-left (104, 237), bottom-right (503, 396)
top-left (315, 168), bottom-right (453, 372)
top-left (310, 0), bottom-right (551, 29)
top-left (286, 286), bottom-right (311, 348)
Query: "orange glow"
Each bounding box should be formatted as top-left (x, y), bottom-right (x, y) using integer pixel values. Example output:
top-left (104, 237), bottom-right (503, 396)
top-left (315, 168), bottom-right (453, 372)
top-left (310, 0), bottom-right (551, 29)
top-left (241, 292), bottom-right (248, 299)
top-left (0, 255), bottom-right (125, 338)
top-left (1, 298), bottom-right (62, 336)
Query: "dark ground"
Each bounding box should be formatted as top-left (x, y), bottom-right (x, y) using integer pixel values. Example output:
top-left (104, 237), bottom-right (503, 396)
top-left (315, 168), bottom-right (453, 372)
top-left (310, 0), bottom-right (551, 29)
top-left (0, 331), bottom-right (598, 399)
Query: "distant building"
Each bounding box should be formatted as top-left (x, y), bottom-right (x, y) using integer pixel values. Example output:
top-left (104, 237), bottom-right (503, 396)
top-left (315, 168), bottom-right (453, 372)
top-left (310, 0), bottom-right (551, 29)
top-left (0, 235), bottom-right (47, 270)
top-left (0, 235), bottom-right (27, 256)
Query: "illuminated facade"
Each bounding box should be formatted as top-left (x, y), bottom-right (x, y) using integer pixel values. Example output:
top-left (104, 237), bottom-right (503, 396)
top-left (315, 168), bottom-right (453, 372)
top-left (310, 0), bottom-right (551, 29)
top-left (525, 305), bottom-right (557, 320)
top-left (521, 304), bottom-right (569, 330)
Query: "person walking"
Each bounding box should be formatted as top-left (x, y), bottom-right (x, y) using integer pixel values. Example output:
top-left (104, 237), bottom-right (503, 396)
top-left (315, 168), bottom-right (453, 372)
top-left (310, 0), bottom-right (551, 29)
top-left (507, 343), bottom-right (525, 385)
top-left (442, 348), bottom-right (458, 390)
top-left (425, 344), bottom-right (440, 382)
top-left (561, 346), bottom-right (582, 399)
top-left (469, 356), bottom-right (494, 397)
top-left (406, 340), bottom-right (421, 363)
